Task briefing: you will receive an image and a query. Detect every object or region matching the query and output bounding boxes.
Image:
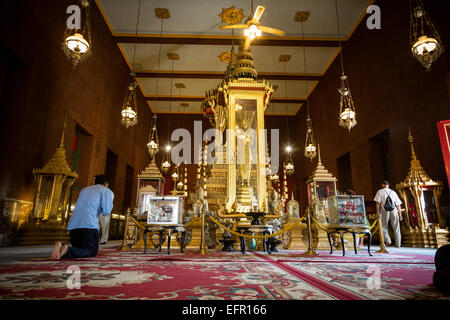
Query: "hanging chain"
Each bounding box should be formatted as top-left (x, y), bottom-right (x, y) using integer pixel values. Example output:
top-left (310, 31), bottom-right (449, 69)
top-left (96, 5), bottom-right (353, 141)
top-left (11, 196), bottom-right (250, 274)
top-left (131, 0), bottom-right (141, 67)
top-left (409, 0), bottom-right (416, 44)
top-left (334, 0), bottom-right (345, 76)
top-left (155, 19), bottom-right (164, 99)
top-left (283, 61), bottom-right (290, 144)
top-left (301, 21), bottom-right (310, 119)
top-left (166, 59), bottom-right (175, 140)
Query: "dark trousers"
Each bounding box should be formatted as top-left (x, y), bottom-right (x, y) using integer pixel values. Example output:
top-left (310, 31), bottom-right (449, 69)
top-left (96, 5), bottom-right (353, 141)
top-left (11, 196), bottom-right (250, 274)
top-left (63, 228), bottom-right (99, 259)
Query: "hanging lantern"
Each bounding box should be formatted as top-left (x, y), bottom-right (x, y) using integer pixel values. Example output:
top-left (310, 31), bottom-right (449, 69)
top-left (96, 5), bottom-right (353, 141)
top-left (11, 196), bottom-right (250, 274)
top-left (146, 114), bottom-right (160, 161)
top-left (338, 74), bottom-right (357, 131)
top-left (410, 0), bottom-right (443, 71)
top-left (285, 159), bottom-right (295, 176)
top-left (62, 0), bottom-right (92, 67)
top-left (271, 173), bottom-right (280, 183)
top-left (161, 145), bottom-right (172, 175)
top-left (285, 146), bottom-right (294, 176)
top-left (304, 115), bottom-right (317, 160)
top-left (120, 73), bottom-right (138, 128)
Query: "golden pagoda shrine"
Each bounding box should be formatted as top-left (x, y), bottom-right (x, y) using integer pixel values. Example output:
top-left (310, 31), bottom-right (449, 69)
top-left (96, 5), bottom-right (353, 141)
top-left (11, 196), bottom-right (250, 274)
top-left (396, 129), bottom-right (449, 248)
top-left (305, 146), bottom-right (340, 249)
top-left (17, 117), bottom-right (78, 244)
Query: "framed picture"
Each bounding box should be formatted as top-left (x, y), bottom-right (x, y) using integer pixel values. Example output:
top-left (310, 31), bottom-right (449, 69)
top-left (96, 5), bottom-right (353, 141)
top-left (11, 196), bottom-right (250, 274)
top-left (145, 196), bottom-right (184, 225)
top-left (328, 195), bottom-right (367, 227)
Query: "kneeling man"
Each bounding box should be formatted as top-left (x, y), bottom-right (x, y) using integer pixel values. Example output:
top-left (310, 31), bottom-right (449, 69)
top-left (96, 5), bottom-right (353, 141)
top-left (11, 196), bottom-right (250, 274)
top-left (51, 175), bottom-right (114, 260)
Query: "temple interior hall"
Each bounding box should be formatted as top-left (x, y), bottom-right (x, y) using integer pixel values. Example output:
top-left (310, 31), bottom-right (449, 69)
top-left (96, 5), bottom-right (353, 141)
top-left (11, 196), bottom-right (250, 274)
top-left (0, 0), bottom-right (450, 302)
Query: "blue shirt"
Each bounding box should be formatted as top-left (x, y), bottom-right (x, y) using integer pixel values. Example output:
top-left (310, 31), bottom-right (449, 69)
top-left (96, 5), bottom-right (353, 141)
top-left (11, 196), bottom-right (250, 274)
top-left (67, 184), bottom-right (114, 231)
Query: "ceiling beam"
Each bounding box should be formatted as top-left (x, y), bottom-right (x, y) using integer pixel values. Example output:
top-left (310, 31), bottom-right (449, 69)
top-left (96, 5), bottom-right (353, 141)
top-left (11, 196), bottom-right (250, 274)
top-left (135, 71), bottom-right (322, 81)
top-left (145, 96), bottom-right (305, 104)
top-left (114, 34), bottom-right (341, 47)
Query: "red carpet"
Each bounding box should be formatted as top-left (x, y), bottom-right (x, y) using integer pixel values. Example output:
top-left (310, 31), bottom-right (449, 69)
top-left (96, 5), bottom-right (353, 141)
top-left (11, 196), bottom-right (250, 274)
top-left (0, 247), bottom-right (449, 300)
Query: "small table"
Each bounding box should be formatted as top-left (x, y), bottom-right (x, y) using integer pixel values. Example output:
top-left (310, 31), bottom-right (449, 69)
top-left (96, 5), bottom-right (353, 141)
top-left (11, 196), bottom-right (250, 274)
top-left (143, 224), bottom-right (186, 255)
top-left (236, 225), bottom-right (273, 254)
top-left (326, 226), bottom-right (372, 256)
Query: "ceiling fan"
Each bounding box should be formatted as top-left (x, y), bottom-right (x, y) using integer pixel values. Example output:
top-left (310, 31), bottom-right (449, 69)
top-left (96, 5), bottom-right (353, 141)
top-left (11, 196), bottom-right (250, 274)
top-left (220, 5), bottom-right (285, 50)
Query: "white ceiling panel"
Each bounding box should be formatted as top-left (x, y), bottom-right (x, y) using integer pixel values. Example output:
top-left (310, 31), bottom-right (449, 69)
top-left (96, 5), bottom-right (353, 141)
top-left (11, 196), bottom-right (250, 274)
top-left (149, 100), bottom-right (203, 114)
top-left (99, 0), bottom-right (371, 38)
top-left (120, 43), bottom-right (338, 74)
top-left (138, 78), bottom-right (316, 99)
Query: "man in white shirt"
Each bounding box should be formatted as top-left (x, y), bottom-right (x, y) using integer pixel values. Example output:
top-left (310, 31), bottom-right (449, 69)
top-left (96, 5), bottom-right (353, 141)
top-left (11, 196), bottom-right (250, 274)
top-left (374, 181), bottom-right (403, 247)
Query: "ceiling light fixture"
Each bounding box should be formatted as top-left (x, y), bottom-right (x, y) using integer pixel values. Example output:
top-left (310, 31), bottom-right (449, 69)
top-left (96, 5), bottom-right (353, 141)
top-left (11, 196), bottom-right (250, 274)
top-left (220, 3), bottom-right (285, 51)
top-left (334, 0), bottom-right (357, 131)
top-left (409, 0), bottom-right (443, 70)
top-left (279, 54), bottom-right (295, 176)
top-left (146, 114), bottom-right (160, 162)
top-left (62, 0), bottom-right (92, 67)
top-left (120, 0), bottom-right (142, 128)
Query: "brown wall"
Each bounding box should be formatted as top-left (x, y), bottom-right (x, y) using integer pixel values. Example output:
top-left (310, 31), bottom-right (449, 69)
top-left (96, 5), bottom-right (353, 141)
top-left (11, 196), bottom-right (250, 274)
top-left (0, 1), bottom-right (152, 215)
top-left (291, 0), bottom-right (450, 219)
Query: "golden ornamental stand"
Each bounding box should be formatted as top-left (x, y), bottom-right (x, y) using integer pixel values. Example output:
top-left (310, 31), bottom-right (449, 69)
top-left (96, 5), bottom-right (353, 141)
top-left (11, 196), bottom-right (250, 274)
top-left (197, 209), bottom-right (208, 255)
top-left (120, 208), bottom-right (131, 251)
top-left (376, 214), bottom-right (389, 253)
top-left (303, 208), bottom-right (318, 255)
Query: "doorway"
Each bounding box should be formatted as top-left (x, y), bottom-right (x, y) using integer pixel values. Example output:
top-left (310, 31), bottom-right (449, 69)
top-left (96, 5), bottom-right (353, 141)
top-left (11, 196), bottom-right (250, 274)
top-left (337, 152), bottom-right (353, 192)
top-left (369, 129), bottom-right (397, 194)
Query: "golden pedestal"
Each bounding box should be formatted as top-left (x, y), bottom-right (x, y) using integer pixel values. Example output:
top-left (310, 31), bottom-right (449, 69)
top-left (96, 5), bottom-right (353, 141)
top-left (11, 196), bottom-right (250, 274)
top-left (284, 220), bottom-right (307, 250)
top-left (16, 224), bottom-right (69, 245)
top-left (402, 226), bottom-right (450, 248)
top-left (185, 216), bottom-right (202, 249)
top-left (235, 184), bottom-right (257, 211)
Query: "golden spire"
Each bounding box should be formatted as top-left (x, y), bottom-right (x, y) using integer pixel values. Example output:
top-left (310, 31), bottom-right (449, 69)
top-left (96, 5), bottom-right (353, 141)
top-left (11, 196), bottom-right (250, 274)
top-left (317, 144), bottom-right (322, 165)
top-left (307, 143), bottom-right (337, 184)
top-left (59, 115), bottom-right (67, 148)
top-left (33, 115), bottom-right (78, 178)
top-left (408, 127), bottom-right (417, 160)
top-left (397, 128), bottom-right (438, 188)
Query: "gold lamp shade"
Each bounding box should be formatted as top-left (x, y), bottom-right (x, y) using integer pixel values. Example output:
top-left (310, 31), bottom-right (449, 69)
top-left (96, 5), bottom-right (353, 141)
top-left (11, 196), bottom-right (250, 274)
top-left (65, 33), bottom-right (90, 54)
top-left (120, 107), bottom-right (137, 128)
top-left (412, 35), bottom-right (438, 55)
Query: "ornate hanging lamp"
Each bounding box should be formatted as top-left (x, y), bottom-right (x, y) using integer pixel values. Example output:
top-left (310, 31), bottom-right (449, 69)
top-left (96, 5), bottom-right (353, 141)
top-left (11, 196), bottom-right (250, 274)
top-left (161, 145), bottom-right (172, 175)
top-left (285, 146), bottom-right (295, 176)
top-left (161, 52), bottom-right (179, 176)
top-left (409, 0), bottom-right (443, 71)
top-left (338, 75), bottom-right (357, 130)
top-left (121, 72), bottom-right (138, 128)
top-left (295, 11), bottom-right (317, 160)
top-left (279, 54), bottom-right (295, 176)
top-left (147, 114), bottom-right (160, 162)
top-left (304, 115), bottom-right (317, 160)
top-left (334, 0), bottom-right (357, 131)
top-left (62, 0), bottom-right (92, 67)
top-left (120, 0), bottom-right (142, 128)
